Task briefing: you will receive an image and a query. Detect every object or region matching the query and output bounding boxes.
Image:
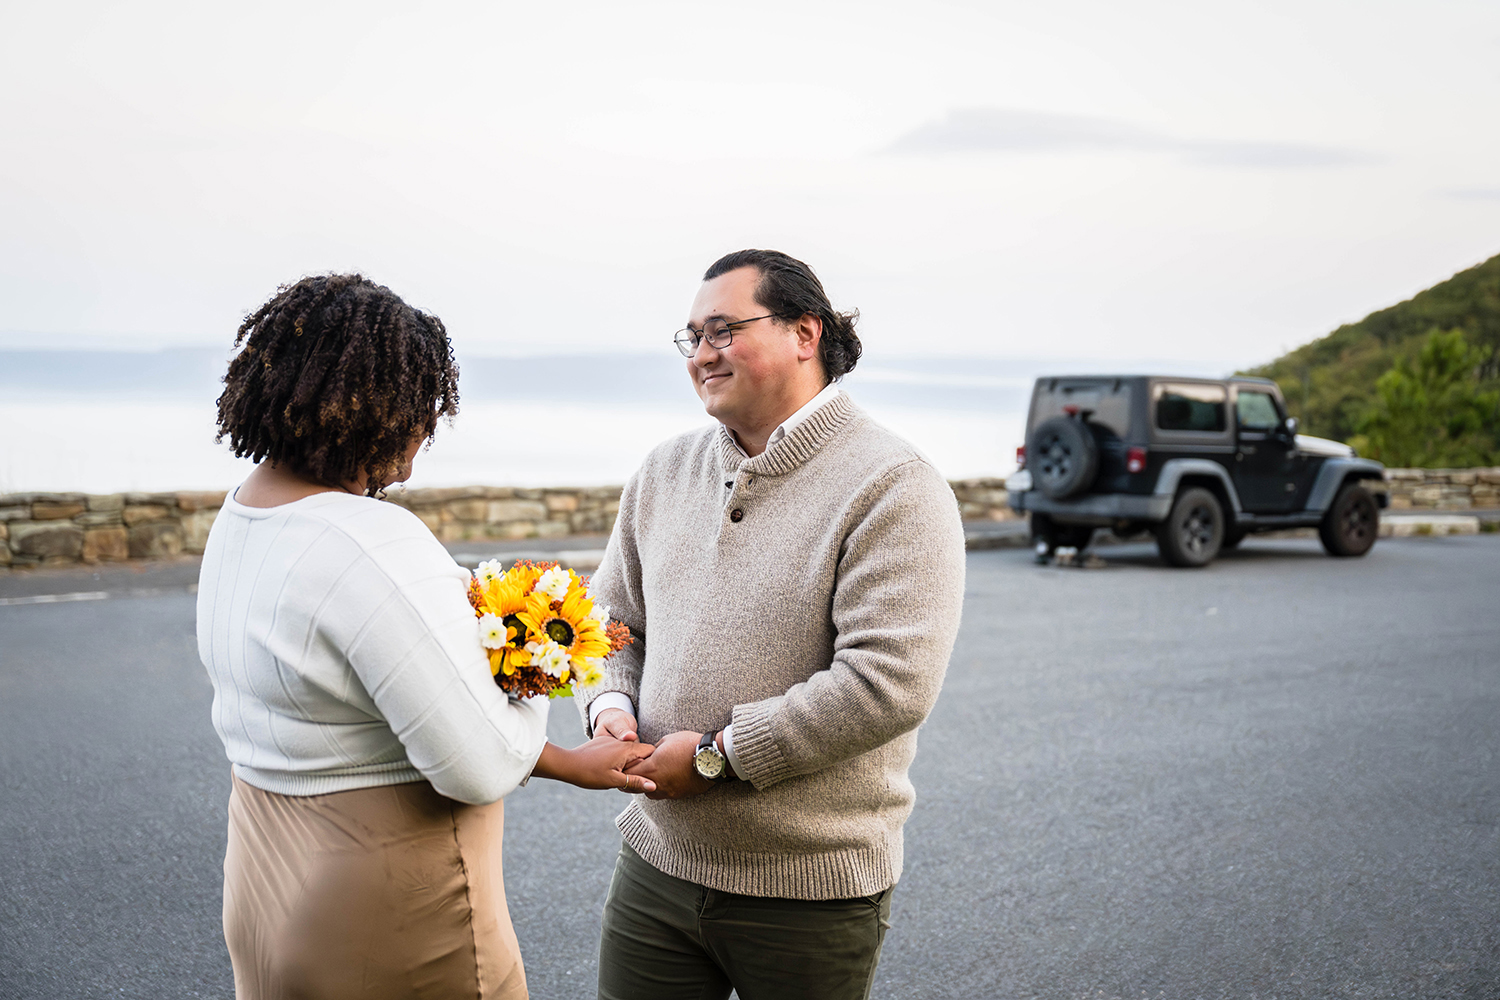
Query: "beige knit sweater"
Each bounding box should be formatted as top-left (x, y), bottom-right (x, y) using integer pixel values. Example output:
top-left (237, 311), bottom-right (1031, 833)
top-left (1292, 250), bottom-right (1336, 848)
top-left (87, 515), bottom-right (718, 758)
top-left (580, 392), bottom-right (966, 900)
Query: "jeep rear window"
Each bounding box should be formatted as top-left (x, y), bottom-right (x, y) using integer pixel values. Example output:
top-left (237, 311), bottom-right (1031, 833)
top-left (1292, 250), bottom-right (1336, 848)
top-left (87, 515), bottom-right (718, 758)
top-left (1030, 380), bottom-right (1132, 437)
top-left (1156, 384), bottom-right (1226, 432)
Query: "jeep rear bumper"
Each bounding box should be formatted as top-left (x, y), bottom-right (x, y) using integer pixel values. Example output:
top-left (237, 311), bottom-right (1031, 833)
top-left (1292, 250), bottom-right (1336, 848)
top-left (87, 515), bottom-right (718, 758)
top-left (1008, 489), bottom-right (1172, 525)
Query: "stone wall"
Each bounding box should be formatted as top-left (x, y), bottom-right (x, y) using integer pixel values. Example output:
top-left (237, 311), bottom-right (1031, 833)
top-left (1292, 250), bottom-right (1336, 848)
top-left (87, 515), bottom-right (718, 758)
top-left (1383, 468), bottom-right (1500, 510)
top-left (0, 492), bottom-right (225, 569)
top-left (382, 486), bottom-right (623, 542)
top-left (949, 479), bottom-right (1018, 521)
top-left (3, 469), bottom-right (1495, 570)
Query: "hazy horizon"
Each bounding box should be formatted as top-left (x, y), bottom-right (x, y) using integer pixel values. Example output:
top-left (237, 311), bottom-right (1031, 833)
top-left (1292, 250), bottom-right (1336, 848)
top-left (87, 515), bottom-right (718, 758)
top-left (0, 348), bottom-right (1044, 493)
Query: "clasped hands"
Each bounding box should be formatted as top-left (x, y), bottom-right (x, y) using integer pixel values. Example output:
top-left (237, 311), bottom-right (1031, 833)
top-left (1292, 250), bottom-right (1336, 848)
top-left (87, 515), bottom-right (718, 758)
top-left (593, 707), bottom-right (722, 800)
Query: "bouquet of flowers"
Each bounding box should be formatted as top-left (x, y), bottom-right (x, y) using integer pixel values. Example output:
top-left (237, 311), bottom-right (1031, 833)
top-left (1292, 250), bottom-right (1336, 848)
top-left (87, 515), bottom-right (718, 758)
top-left (467, 559), bottom-right (632, 699)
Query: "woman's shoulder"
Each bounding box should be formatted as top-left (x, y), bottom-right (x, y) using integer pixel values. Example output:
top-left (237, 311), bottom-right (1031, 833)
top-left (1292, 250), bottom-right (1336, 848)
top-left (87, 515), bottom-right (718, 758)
top-left (229, 491), bottom-right (456, 575)
top-left (318, 495), bottom-right (456, 564)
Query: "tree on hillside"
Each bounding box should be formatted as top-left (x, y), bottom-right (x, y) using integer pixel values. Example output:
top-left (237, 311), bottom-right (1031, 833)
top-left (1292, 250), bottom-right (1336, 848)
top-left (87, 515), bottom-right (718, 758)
top-left (1350, 328), bottom-right (1499, 467)
top-left (1244, 253), bottom-right (1500, 443)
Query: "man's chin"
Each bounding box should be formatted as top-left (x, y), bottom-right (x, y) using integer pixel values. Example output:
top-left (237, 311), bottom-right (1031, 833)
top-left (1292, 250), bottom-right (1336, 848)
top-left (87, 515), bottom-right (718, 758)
top-left (698, 388), bottom-right (732, 420)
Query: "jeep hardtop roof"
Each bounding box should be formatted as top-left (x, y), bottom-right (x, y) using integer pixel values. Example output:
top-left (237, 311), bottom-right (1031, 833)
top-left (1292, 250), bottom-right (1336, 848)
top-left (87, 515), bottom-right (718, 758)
top-left (1030, 374), bottom-right (1277, 386)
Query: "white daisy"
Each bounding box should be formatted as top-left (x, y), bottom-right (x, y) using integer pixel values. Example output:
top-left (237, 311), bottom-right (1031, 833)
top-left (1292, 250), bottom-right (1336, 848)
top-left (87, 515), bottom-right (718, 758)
top-left (525, 639), bottom-right (571, 678)
top-left (573, 658), bottom-right (604, 688)
top-left (478, 613), bottom-right (509, 649)
top-left (475, 559), bottom-right (506, 587)
top-left (534, 566), bottom-right (571, 602)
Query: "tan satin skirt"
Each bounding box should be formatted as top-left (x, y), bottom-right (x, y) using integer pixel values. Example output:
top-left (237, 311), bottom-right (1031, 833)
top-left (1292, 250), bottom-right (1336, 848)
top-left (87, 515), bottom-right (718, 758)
top-left (223, 773), bottom-right (527, 1000)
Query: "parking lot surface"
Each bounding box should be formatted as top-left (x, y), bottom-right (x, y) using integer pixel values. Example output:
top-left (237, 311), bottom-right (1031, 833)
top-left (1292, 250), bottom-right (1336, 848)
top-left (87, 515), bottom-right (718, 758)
top-left (2, 535), bottom-right (1496, 999)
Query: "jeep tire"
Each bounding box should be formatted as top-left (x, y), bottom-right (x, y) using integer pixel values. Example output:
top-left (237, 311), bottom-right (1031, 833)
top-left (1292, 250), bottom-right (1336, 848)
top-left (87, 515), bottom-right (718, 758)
top-left (1319, 484), bottom-right (1378, 557)
top-left (1155, 487), bottom-right (1224, 568)
top-left (1030, 416), bottom-right (1100, 499)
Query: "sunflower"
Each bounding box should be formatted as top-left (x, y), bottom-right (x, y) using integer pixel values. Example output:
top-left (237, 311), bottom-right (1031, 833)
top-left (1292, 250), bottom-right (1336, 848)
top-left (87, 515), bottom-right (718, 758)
top-left (473, 562), bottom-right (543, 676)
top-left (517, 583), bottom-right (612, 674)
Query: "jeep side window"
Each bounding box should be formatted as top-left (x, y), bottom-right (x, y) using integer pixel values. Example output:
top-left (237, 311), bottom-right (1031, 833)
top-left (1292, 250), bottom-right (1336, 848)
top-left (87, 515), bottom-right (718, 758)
top-left (1156, 384), bottom-right (1226, 432)
top-left (1235, 391), bottom-right (1281, 431)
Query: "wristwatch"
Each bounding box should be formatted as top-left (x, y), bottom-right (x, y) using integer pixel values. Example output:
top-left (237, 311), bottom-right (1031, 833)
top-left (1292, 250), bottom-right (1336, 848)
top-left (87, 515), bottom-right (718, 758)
top-left (693, 731), bottom-right (732, 782)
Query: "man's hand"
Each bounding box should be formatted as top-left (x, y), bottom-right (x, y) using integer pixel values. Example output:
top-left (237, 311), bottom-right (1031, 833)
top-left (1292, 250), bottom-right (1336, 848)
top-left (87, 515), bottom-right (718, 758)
top-left (622, 730), bottom-right (714, 800)
top-left (532, 735), bottom-right (658, 793)
top-left (594, 708), bottom-right (639, 742)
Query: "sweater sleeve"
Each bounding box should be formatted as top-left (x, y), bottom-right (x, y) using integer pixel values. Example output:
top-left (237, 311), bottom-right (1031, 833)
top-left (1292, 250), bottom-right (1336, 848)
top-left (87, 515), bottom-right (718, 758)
top-left (577, 470), bottom-right (647, 737)
top-left (324, 516), bottom-right (550, 804)
top-left (728, 460), bottom-right (966, 790)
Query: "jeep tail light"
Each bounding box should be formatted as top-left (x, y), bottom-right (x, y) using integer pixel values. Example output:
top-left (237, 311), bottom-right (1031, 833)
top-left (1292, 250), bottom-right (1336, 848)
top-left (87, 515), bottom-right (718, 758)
top-left (1126, 446), bottom-right (1148, 474)
top-left (1016, 445), bottom-right (1027, 468)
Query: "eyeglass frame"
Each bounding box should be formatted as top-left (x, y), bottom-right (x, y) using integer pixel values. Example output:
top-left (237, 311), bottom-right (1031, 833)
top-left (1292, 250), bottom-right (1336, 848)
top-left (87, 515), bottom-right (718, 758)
top-left (673, 313), bottom-right (780, 358)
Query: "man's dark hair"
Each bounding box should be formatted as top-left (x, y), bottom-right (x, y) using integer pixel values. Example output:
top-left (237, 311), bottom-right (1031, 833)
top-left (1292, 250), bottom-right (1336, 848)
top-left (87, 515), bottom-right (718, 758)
top-left (215, 273), bottom-right (459, 497)
top-left (703, 249), bottom-right (862, 382)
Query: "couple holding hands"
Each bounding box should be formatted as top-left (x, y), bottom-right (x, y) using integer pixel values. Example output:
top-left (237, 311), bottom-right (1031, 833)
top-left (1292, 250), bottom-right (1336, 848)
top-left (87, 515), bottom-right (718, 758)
top-left (197, 249), bottom-right (966, 1000)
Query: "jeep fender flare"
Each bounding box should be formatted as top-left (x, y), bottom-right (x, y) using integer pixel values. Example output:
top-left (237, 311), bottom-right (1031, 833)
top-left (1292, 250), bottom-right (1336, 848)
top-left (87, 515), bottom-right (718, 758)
top-left (1305, 457), bottom-right (1386, 513)
top-left (1152, 459), bottom-right (1243, 515)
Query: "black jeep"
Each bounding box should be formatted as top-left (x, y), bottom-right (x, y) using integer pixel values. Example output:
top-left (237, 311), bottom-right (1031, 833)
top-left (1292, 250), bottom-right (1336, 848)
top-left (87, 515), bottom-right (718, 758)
top-left (1006, 375), bottom-right (1387, 567)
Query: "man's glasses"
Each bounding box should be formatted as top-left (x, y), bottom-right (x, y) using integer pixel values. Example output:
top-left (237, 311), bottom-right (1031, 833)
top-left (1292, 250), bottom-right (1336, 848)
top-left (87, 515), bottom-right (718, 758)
top-left (673, 314), bottom-right (777, 358)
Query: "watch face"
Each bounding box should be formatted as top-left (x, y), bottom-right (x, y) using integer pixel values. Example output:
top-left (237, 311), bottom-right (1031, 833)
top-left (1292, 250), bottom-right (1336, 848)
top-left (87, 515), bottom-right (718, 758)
top-left (693, 746), bottom-right (726, 780)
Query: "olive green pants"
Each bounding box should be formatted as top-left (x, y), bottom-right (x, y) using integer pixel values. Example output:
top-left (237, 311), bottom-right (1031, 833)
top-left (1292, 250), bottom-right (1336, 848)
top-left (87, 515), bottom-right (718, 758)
top-left (596, 842), bottom-right (893, 1000)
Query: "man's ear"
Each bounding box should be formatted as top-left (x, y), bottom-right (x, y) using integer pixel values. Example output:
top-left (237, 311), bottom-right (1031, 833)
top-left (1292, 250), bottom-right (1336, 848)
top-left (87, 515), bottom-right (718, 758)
top-left (794, 314), bottom-right (823, 362)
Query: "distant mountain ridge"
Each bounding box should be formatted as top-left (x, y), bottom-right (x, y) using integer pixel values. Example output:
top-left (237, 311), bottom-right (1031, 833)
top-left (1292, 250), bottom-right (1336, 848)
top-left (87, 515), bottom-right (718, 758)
top-left (1245, 253), bottom-right (1500, 442)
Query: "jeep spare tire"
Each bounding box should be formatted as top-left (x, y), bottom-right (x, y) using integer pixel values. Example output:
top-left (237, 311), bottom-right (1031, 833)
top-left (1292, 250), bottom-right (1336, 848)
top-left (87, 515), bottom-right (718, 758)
top-left (1030, 417), bottom-right (1100, 499)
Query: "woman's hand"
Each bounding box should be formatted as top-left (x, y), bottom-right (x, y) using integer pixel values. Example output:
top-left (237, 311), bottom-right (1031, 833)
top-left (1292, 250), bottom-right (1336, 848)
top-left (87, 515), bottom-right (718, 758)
top-left (532, 736), bottom-right (658, 793)
top-left (621, 730), bottom-right (715, 800)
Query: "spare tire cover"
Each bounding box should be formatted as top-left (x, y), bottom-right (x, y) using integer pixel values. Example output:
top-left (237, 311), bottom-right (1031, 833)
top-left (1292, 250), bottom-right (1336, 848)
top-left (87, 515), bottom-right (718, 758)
top-left (1030, 416), bottom-right (1100, 499)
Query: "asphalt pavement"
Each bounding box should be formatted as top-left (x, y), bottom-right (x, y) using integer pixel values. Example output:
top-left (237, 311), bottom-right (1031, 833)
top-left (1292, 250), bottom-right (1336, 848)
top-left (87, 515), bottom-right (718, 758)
top-left (1, 534), bottom-right (1497, 999)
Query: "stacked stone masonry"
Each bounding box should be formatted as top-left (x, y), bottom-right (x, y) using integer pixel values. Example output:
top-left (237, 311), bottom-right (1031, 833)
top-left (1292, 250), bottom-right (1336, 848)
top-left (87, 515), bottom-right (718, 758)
top-left (1383, 468), bottom-right (1500, 510)
top-left (2, 470), bottom-right (1495, 569)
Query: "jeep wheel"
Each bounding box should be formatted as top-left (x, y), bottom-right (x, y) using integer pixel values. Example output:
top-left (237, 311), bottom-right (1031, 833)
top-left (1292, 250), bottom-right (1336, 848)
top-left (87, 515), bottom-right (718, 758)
top-left (1155, 487), bottom-right (1224, 568)
top-left (1319, 484), bottom-right (1378, 557)
top-left (1030, 417), bottom-right (1100, 499)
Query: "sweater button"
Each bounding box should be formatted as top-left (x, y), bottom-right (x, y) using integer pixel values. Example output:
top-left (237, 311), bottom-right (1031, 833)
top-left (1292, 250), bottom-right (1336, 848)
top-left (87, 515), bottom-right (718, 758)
top-left (730, 508), bottom-right (744, 523)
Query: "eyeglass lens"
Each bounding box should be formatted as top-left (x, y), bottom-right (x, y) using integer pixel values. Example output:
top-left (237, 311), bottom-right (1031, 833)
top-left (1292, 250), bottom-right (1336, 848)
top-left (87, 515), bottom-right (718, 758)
top-left (674, 320), bottom-right (734, 357)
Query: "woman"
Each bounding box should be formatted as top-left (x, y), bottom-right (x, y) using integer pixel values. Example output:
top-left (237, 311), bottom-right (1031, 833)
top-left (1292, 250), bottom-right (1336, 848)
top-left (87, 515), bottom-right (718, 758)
top-left (197, 274), bottom-right (651, 999)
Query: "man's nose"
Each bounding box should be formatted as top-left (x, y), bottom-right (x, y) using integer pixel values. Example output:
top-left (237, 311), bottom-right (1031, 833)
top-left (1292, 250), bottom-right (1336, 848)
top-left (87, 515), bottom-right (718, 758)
top-left (691, 336), bottom-right (722, 366)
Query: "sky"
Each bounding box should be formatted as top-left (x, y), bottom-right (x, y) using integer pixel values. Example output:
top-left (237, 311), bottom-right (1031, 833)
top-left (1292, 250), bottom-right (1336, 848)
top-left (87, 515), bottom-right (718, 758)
top-left (2, 0), bottom-right (1499, 372)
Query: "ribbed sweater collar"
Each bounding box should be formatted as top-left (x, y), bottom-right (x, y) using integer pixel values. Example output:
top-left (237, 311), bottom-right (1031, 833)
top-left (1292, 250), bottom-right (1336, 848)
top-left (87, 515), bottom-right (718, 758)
top-left (716, 390), bottom-right (858, 477)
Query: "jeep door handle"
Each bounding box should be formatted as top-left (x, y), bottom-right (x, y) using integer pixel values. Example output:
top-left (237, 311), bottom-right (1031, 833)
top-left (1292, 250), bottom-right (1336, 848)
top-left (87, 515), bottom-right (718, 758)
top-left (1239, 446), bottom-right (1256, 456)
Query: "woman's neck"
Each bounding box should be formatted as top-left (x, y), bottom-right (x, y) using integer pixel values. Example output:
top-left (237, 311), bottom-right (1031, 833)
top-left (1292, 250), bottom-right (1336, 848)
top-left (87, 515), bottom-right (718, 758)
top-left (234, 462), bottom-right (362, 509)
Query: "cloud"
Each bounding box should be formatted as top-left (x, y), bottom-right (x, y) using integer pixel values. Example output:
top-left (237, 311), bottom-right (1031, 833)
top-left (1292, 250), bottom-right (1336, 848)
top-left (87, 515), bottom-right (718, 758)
top-left (884, 107), bottom-right (1371, 169)
top-left (1439, 187), bottom-right (1500, 201)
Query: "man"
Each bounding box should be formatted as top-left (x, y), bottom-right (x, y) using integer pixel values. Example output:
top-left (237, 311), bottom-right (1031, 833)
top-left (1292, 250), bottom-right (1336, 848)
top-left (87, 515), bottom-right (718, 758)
top-left (579, 248), bottom-right (966, 1000)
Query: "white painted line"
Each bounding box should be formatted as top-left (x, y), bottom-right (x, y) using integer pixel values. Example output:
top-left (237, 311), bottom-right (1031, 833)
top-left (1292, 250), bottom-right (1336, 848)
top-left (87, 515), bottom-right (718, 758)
top-left (0, 591), bottom-right (110, 606)
top-left (0, 585), bottom-right (197, 607)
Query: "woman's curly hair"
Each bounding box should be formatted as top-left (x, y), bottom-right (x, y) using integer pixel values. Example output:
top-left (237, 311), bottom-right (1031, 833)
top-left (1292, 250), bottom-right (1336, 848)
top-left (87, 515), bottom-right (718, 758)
top-left (215, 274), bottom-right (459, 496)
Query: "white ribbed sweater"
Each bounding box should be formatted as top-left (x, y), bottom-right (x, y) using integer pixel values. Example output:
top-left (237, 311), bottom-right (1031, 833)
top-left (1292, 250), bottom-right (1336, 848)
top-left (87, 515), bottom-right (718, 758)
top-left (196, 490), bottom-right (547, 802)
